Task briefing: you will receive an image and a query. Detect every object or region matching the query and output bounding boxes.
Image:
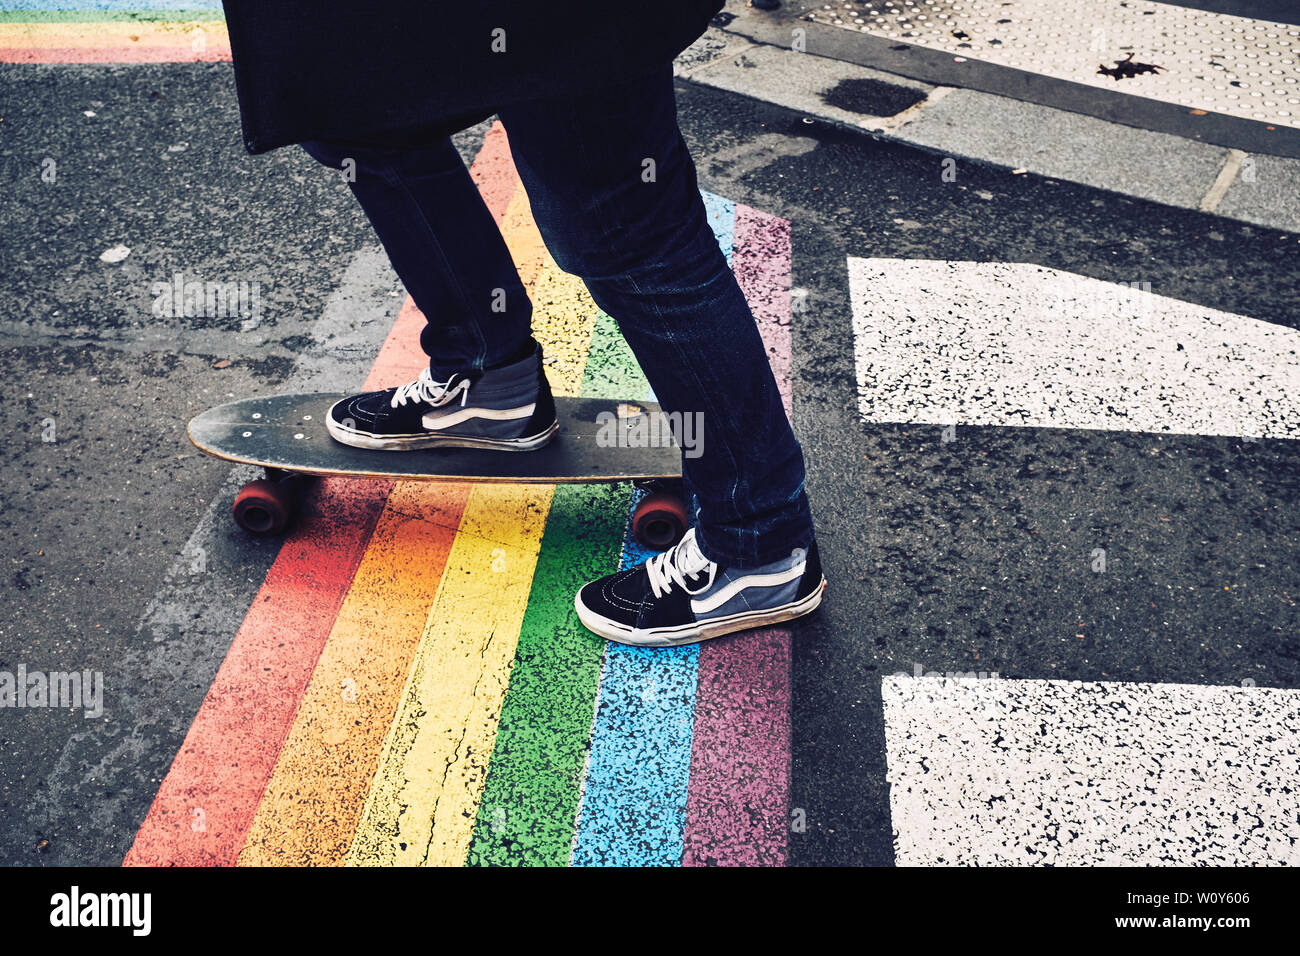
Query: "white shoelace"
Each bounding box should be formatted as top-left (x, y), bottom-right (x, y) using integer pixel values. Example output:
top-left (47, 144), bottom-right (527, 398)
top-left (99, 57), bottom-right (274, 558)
top-left (646, 529), bottom-right (717, 599)
top-left (390, 368), bottom-right (471, 409)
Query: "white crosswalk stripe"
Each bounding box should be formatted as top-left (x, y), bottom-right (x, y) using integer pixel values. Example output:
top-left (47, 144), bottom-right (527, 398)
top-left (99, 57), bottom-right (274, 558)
top-left (850, 257), bottom-right (1300, 440)
top-left (883, 675), bottom-right (1300, 865)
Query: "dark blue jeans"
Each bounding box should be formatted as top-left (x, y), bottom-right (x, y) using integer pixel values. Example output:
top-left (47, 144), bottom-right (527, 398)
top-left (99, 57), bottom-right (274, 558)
top-left (302, 63), bottom-right (814, 567)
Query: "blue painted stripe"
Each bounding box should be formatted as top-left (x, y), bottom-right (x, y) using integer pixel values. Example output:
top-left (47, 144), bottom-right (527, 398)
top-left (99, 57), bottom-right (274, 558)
top-left (0, 2), bottom-right (223, 11)
top-left (704, 191), bottom-right (734, 262)
top-left (571, 190), bottom-right (734, 866)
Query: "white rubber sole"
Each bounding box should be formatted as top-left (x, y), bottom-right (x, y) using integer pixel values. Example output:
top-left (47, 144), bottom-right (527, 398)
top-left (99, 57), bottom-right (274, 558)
top-left (575, 577), bottom-right (827, 647)
top-left (326, 411), bottom-right (558, 452)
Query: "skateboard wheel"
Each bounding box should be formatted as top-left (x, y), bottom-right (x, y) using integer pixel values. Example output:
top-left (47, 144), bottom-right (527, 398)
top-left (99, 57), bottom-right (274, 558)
top-left (632, 491), bottom-right (688, 551)
top-left (233, 478), bottom-right (294, 535)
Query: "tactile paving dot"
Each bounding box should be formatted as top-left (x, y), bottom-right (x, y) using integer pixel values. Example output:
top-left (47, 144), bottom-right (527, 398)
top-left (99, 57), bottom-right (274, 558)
top-left (804, 0), bottom-right (1300, 127)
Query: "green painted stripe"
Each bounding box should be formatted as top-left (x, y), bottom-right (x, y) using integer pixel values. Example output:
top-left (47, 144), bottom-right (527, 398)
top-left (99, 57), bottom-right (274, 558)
top-left (464, 482), bottom-right (623, 866)
top-left (0, 11), bottom-right (224, 23)
top-left (579, 310), bottom-right (651, 401)
top-left (466, 310), bottom-right (647, 866)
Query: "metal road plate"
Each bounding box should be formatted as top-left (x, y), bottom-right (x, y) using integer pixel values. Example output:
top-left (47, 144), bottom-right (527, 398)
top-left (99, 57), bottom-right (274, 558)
top-left (803, 0), bottom-right (1300, 127)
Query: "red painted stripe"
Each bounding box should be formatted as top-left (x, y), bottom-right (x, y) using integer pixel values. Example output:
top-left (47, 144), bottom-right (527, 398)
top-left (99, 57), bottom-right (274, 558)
top-left (123, 479), bottom-right (392, 866)
top-left (124, 128), bottom-right (519, 865)
top-left (0, 46), bottom-right (229, 64)
top-left (682, 204), bottom-right (795, 867)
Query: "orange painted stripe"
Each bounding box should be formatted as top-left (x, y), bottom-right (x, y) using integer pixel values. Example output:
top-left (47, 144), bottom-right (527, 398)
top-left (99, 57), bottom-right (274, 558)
top-left (125, 124), bottom-right (520, 866)
top-left (500, 177), bottom-right (551, 292)
top-left (474, 123), bottom-right (521, 224)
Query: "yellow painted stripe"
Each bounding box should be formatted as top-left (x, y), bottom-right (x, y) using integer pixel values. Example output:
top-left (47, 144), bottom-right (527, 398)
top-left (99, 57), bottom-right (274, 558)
top-left (496, 181), bottom-right (598, 397)
top-left (345, 483), bottom-right (551, 866)
top-left (236, 481), bottom-right (468, 866)
top-left (345, 199), bottom-right (602, 865)
top-left (0, 20), bottom-right (226, 49)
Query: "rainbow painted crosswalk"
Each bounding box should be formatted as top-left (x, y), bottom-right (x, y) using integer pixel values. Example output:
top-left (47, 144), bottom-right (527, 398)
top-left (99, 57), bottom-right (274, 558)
top-left (117, 123), bottom-right (798, 867)
top-left (5, 6), bottom-right (799, 866)
top-left (0, 2), bottom-right (229, 63)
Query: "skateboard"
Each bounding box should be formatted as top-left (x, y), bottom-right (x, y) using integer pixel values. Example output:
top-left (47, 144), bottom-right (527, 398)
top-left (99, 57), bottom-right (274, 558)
top-left (188, 393), bottom-right (689, 550)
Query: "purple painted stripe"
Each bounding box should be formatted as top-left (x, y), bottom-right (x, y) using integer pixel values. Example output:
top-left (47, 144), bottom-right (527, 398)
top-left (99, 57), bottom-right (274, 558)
top-left (682, 204), bottom-right (795, 866)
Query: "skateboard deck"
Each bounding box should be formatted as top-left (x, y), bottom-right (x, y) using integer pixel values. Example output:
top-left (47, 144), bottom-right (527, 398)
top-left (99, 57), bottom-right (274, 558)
top-left (188, 393), bottom-right (683, 482)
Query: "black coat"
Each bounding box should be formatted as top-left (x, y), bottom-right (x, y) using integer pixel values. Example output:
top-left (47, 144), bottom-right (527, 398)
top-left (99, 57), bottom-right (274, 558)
top-left (221, 1), bottom-right (724, 154)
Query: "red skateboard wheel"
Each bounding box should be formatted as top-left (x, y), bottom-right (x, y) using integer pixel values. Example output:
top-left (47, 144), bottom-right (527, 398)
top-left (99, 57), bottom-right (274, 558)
top-left (232, 478), bottom-right (294, 535)
top-left (632, 491), bottom-right (688, 551)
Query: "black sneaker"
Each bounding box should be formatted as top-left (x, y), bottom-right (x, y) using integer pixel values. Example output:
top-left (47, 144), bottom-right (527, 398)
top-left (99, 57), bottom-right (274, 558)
top-left (326, 343), bottom-right (558, 451)
top-left (575, 528), bottom-right (826, 646)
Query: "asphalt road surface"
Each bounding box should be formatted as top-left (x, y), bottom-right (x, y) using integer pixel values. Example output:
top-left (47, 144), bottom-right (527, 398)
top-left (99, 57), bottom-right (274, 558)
top-left (1, 54), bottom-right (1297, 866)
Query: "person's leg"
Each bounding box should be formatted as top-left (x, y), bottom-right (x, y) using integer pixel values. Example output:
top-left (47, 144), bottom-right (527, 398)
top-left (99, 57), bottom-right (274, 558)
top-left (497, 64), bottom-right (814, 568)
top-left (298, 137), bottom-right (557, 452)
top-left (499, 62), bottom-right (823, 645)
top-left (300, 138), bottom-right (534, 378)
